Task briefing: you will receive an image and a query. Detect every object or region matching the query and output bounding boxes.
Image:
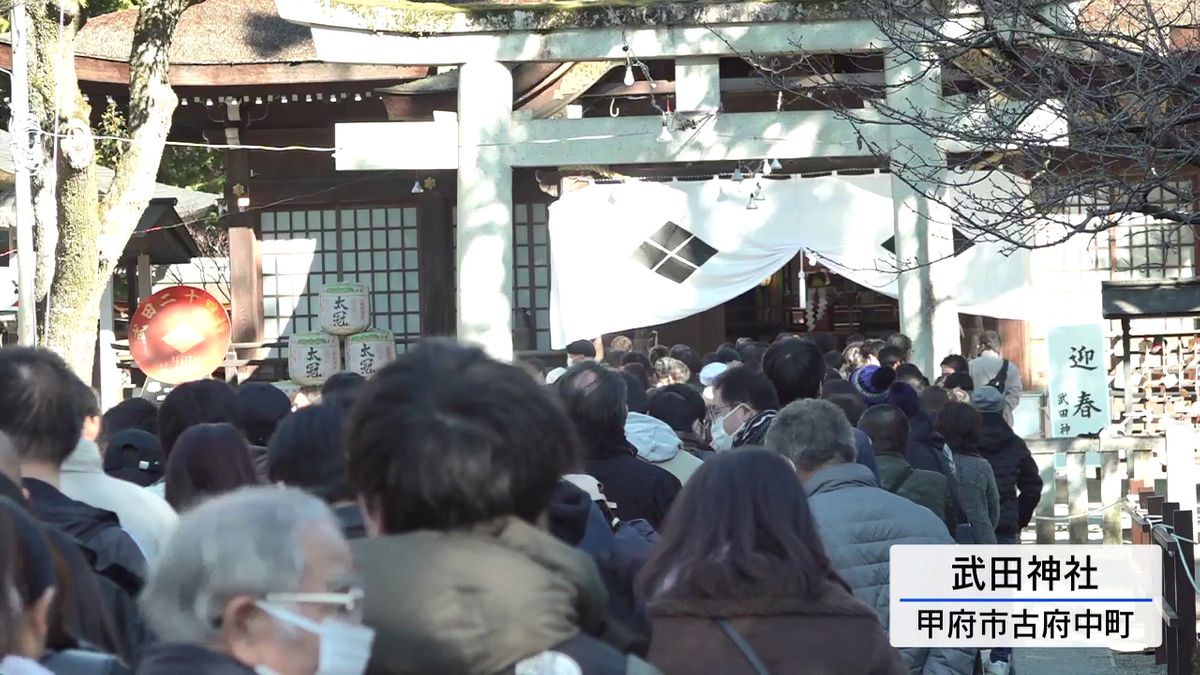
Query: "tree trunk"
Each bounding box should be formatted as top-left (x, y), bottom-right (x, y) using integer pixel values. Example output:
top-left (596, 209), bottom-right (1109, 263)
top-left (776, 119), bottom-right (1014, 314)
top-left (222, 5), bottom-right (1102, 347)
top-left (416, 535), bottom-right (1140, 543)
top-left (24, 0), bottom-right (194, 376)
top-left (44, 160), bottom-right (102, 375)
top-left (26, 1), bottom-right (78, 305)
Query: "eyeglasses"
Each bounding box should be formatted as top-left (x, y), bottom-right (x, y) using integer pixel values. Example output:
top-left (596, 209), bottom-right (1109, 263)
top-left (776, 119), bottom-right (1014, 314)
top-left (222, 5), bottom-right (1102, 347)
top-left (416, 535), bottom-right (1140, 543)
top-left (707, 403), bottom-right (739, 422)
top-left (264, 588), bottom-right (364, 616)
top-left (211, 588), bottom-right (366, 629)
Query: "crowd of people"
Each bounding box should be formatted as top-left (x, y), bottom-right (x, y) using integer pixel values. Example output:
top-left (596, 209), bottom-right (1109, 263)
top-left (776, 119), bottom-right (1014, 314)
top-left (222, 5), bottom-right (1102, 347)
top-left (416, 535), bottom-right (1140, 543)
top-left (0, 328), bottom-right (1043, 675)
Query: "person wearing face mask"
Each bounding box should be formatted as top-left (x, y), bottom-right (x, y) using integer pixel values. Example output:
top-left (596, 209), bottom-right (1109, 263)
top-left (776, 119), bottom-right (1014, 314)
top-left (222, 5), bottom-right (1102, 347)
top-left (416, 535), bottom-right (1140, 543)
top-left (137, 487), bottom-right (374, 675)
top-left (708, 367), bottom-right (779, 450)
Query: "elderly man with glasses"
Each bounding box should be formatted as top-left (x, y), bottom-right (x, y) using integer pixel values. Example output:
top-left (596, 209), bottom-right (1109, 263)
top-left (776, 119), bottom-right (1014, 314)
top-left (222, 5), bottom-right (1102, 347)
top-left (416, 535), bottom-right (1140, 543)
top-left (138, 487), bottom-right (373, 675)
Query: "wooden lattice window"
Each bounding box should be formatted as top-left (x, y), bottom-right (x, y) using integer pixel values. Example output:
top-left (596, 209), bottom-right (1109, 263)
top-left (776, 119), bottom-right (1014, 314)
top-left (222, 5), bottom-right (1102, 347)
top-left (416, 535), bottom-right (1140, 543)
top-left (260, 207), bottom-right (420, 356)
top-left (1092, 181), bottom-right (1197, 280)
top-left (512, 203), bottom-right (552, 350)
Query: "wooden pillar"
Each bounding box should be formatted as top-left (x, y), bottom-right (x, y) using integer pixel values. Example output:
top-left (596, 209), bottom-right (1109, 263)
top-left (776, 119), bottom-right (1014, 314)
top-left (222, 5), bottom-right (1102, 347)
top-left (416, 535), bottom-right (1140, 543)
top-left (416, 188), bottom-right (455, 336)
top-left (226, 148), bottom-right (263, 381)
top-left (1121, 318), bottom-right (1134, 434)
top-left (136, 253), bottom-right (152, 302)
top-left (124, 260), bottom-right (138, 311)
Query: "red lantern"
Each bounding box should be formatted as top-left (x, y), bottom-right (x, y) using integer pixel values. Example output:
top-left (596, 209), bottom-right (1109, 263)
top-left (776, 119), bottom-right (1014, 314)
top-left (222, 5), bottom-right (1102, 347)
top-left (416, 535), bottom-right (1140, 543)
top-left (128, 286), bottom-right (231, 385)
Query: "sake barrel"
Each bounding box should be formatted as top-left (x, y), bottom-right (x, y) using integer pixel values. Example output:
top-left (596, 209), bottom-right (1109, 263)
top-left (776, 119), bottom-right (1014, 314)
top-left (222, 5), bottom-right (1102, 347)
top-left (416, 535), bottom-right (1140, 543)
top-left (344, 330), bottom-right (396, 378)
top-left (287, 333), bottom-right (342, 385)
top-left (318, 281), bottom-right (370, 335)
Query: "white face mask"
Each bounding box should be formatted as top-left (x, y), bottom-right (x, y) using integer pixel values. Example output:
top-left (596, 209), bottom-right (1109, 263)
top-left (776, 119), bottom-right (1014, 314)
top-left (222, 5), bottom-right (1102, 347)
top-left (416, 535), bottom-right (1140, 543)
top-left (709, 406), bottom-right (743, 451)
top-left (255, 601), bottom-right (375, 675)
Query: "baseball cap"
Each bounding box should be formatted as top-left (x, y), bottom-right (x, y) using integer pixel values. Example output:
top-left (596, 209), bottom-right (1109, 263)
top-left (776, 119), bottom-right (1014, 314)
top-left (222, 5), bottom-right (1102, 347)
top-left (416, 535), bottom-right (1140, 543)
top-left (103, 429), bottom-right (166, 487)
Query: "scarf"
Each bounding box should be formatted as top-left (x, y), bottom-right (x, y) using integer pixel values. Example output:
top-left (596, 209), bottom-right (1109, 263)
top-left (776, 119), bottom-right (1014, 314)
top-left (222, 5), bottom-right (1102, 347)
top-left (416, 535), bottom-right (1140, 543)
top-left (732, 409), bottom-right (778, 448)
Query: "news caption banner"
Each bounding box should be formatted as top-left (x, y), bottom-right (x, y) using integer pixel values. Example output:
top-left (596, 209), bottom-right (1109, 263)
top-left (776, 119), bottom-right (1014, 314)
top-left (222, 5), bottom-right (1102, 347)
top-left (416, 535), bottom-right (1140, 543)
top-left (891, 545), bottom-right (1162, 649)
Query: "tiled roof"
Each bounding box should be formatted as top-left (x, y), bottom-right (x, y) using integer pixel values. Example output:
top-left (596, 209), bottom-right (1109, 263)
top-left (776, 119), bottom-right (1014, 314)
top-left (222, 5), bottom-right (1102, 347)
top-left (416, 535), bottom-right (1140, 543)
top-left (278, 0), bottom-right (865, 36)
top-left (77, 0), bottom-right (317, 65)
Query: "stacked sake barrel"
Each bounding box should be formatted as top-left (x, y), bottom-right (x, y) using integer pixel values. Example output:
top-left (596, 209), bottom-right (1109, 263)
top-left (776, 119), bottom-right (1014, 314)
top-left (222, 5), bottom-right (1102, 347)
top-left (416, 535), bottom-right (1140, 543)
top-left (287, 281), bottom-right (397, 386)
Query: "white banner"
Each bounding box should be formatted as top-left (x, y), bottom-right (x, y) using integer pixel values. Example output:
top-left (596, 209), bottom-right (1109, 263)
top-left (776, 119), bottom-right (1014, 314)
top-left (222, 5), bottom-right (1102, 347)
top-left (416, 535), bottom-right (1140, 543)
top-left (548, 173), bottom-right (1037, 347)
top-left (1046, 324), bottom-right (1111, 437)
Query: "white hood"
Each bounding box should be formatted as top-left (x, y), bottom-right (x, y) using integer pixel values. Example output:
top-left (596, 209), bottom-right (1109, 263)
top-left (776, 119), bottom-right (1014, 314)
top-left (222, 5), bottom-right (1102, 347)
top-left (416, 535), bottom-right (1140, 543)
top-left (625, 412), bottom-right (682, 463)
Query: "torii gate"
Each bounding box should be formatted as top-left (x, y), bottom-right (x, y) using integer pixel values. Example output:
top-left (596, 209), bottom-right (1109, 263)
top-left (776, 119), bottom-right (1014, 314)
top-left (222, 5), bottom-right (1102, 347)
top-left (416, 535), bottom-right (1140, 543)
top-left (276, 2), bottom-right (961, 376)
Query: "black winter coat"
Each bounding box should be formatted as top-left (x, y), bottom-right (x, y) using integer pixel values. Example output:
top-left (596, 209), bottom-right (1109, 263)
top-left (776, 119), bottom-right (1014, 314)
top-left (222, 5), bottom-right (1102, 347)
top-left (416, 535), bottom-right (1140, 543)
top-left (905, 413), bottom-right (965, 533)
top-left (548, 481), bottom-right (654, 655)
top-left (41, 526), bottom-right (153, 667)
top-left (42, 649), bottom-right (132, 675)
top-left (584, 439), bottom-right (681, 530)
top-left (24, 479), bottom-right (147, 594)
top-left (978, 413), bottom-right (1044, 537)
top-left (136, 644), bottom-right (254, 675)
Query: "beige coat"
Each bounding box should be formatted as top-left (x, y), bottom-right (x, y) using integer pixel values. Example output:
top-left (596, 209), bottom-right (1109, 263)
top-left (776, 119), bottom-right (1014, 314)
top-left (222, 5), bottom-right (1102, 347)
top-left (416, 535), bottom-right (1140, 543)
top-left (352, 517), bottom-right (658, 674)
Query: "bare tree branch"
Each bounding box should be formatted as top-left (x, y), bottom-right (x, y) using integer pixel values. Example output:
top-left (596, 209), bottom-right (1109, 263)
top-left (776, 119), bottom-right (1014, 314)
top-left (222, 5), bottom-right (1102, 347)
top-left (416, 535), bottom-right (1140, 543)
top-left (99, 0), bottom-right (196, 271)
top-left (739, 0), bottom-right (1199, 253)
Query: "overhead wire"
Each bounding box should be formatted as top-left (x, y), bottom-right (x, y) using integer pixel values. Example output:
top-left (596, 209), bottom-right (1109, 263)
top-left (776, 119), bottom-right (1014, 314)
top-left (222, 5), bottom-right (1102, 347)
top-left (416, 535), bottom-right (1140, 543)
top-left (0, 172), bottom-right (395, 258)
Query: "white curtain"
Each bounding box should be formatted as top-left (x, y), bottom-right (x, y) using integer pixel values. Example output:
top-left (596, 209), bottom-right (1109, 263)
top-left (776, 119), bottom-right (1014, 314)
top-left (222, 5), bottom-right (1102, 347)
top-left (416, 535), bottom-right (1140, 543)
top-left (548, 172), bottom-right (1040, 348)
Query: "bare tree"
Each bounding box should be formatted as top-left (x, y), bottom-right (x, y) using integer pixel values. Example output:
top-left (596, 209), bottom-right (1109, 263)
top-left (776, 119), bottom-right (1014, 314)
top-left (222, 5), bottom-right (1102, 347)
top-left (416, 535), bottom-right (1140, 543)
top-left (22, 0), bottom-right (195, 374)
top-left (161, 214), bottom-right (231, 295)
top-left (745, 0), bottom-right (1198, 253)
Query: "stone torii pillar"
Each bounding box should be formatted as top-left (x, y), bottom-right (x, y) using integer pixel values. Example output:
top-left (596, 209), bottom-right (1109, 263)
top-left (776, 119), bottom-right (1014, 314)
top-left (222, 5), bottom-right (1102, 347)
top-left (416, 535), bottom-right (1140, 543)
top-left (885, 49), bottom-right (960, 378)
top-left (456, 61), bottom-right (515, 361)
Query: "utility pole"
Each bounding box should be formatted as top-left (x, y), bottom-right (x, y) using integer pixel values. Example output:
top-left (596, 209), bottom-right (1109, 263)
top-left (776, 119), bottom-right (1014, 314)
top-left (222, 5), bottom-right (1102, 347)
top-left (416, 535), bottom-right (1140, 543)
top-left (9, 0), bottom-right (37, 345)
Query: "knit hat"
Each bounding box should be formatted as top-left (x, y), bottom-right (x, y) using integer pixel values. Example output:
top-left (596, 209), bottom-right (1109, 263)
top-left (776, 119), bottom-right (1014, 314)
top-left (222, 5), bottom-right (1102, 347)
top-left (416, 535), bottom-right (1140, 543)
top-left (972, 386), bottom-right (1006, 414)
top-left (103, 429), bottom-right (165, 487)
top-left (699, 362), bottom-right (729, 387)
top-left (851, 365), bottom-right (896, 405)
top-left (887, 382), bottom-right (921, 418)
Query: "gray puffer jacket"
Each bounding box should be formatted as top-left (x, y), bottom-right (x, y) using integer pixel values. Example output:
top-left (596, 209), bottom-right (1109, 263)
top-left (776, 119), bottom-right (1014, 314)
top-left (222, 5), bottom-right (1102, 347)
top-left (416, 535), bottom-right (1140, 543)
top-left (805, 463), bottom-right (976, 675)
